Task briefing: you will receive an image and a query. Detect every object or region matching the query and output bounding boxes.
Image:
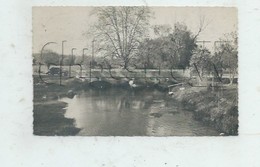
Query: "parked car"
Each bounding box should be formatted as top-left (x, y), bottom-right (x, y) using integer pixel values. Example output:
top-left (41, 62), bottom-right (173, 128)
top-left (46, 67), bottom-right (68, 76)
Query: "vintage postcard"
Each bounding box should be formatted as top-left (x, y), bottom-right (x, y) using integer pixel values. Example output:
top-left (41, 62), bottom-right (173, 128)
top-left (3, 0), bottom-right (260, 166)
top-left (32, 6), bottom-right (238, 136)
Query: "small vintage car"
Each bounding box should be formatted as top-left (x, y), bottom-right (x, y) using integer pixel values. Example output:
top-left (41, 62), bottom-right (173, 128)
top-left (46, 67), bottom-right (68, 76)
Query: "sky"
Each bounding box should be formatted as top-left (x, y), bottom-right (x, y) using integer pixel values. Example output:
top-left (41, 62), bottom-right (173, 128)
top-left (32, 7), bottom-right (237, 55)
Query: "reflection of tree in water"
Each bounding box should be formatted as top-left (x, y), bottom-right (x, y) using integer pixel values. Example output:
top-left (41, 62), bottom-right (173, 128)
top-left (117, 92), bottom-right (147, 111)
top-left (89, 89), bottom-right (157, 112)
top-left (120, 96), bottom-right (131, 109)
top-left (64, 89), bottom-right (220, 136)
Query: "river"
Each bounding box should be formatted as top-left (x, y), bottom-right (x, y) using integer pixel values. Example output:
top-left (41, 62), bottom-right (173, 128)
top-left (61, 88), bottom-right (219, 136)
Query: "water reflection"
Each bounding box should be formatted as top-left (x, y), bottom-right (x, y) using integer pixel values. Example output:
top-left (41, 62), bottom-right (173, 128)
top-left (62, 88), bottom-right (219, 136)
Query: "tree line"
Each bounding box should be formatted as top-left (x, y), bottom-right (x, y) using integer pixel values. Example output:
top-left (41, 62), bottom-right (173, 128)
top-left (33, 7), bottom-right (237, 84)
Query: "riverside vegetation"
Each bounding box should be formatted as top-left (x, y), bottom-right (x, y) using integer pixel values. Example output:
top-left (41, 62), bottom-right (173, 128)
top-left (33, 74), bottom-right (238, 136)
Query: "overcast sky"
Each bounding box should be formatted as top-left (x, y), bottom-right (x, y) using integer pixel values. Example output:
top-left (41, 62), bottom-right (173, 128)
top-left (32, 7), bottom-right (237, 55)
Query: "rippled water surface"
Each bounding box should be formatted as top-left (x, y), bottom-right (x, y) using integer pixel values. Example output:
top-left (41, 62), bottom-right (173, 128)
top-left (62, 88), bottom-right (219, 136)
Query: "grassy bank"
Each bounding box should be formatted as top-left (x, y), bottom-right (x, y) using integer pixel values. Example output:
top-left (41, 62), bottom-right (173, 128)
top-left (171, 85), bottom-right (238, 135)
top-left (33, 101), bottom-right (81, 136)
top-left (33, 76), bottom-right (85, 136)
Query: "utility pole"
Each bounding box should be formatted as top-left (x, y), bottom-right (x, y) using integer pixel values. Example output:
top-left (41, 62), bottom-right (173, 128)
top-left (60, 40), bottom-right (67, 86)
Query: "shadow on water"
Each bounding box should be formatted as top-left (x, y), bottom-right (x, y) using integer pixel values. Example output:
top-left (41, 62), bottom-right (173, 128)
top-left (61, 87), bottom-right (220, 136)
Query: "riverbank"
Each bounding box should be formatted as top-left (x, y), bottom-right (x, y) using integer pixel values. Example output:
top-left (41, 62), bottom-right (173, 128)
top-left (33, 75), bottom-right (238, 136)
top-left (33, 77), bottom-right (85, 135)
top-left (33, 101), bottom-right (81, 135)
top-left (170, 85), bottom-right (238, 135)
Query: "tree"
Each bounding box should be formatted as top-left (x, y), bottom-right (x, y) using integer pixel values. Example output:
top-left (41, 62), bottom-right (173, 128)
top-left (211, 53), bottom-right (224, 79)
top-left (153, 24), bottom-right (172, 37)
top-left (189, 47), bottom-right (212, 81)
top-left (136, 23), bottom-right (197, 70)
top-left (137, 38), bottom-right (165, 69)
top-left (168, 22), bottom-right (197, 69)
top-left (215, 32), bottom-right (238, 84)
top-left (32, 53), bottom-right (41, 65)
top-left (89, 6), bottom-right (152, 69)
top-left (192, 15), bottom-right (210, 41)
top-left (42, 50), bottom-right (60, 69)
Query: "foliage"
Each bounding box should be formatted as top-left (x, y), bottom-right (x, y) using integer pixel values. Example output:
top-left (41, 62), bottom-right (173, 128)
top-left (153, 24), bottom-right (172, 37)
top-left (168, 23), bottom-right (197, 69)
top-left (188, 32), bottom-right (238, 84)
top-left (214, 32), bottom-right (238, 84)
top-left (68, 54), bottom-right (76, 66)
top-left (74, 55), bottom-right (84, 65)
top-left (41, 50), bottom-right (60, 69)
top-left (189, 48), bottom-right (212, 78)
top-left (32, 53), bottom-right (41, 65)
top-left (136, 38), bottom-right (165, 69)
top-left (136, 23), bottom-right (197, 69)
top-left (33, 50), bottom-right (87, 69)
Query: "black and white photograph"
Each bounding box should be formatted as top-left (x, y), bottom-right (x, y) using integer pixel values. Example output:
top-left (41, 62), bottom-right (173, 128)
top-left (32, 6), bottom-right (238, 136)
top-left (2, 0), bottom-right (260, 166)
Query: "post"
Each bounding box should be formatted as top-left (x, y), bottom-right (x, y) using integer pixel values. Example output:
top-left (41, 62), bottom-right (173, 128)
top-left (60, 40), bottom-right (67, 85)
top-left (81, 48), bottom-right (88, 78)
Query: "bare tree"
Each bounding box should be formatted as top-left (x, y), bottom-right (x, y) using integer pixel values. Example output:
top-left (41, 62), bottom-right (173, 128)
top-left (193, 15), bottom-right (211, 41)
top-left (89, 6), bottom-right (152, 69)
